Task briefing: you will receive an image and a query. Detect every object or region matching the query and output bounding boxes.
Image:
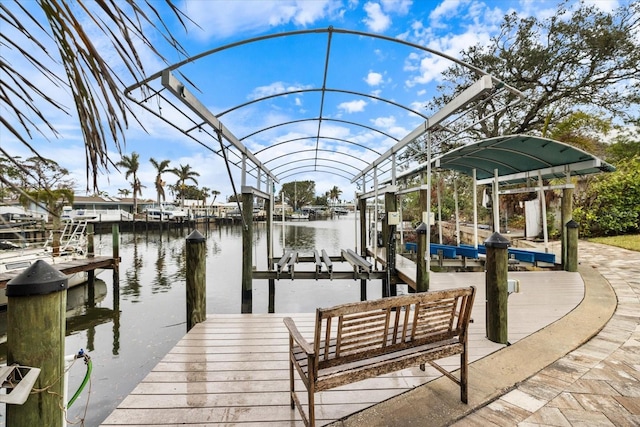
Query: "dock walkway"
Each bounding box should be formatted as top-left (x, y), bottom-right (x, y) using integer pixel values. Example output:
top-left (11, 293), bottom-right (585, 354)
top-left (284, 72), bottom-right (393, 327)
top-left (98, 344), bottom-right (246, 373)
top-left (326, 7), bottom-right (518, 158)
top-left (101, 266), bottom-right (585, 426)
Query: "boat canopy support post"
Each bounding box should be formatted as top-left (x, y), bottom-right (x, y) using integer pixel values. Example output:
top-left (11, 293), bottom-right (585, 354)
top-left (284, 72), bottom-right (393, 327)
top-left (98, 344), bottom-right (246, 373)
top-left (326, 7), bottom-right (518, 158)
top-left (241, 186), bottom-right (272, 313)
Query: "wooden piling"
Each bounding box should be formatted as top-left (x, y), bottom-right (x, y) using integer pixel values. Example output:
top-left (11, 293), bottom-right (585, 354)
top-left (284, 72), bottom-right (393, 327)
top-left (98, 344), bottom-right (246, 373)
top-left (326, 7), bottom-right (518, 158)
top-left (241, 192), bottom-right (253, 313)
top-left (186, 230), bottom-right (207, 331)
top-left (485, 232), bottom-right (510, 344)
top-left (561, 187), bottom-right (573, 269)
top-left (566, 220), bottom-right (579, 272)
top-left (383, 191), bottom-right (397, 298)
top-left (416, 222), bottom-right (429, 292)
top-left (359, 198), bottom-right (368, 301)
top-left (112, 224), bottom-right (120, 261)
top-left (6, 261), bottom-right (67, 427)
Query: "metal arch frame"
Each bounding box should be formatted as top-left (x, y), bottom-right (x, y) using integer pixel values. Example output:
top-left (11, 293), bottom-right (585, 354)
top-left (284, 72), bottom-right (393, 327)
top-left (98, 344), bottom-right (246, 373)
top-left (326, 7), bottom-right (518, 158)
top-left (254, 137), bottom-right (382, 157)
top-left (241, 118), bottom-right (399, 144)
top-left (278, 167), bottom-right (355, 182)
top-left (262, 149), bottom-right (370, 167)
top-left (216, 88), bottom-right (430, 121)
top-left (269, 157), bottom-right (362, 174)
top-left (124, 27), bottom-right (525, 187)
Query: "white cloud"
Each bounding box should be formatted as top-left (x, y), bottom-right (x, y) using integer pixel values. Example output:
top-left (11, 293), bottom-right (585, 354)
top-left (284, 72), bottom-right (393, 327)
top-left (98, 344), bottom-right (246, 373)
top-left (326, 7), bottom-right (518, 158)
top-left (184, 0), bottom-right (344, 40)
top-left (365, 71), bottom-right (384, 86)
top-left (363, 2), bottom-right (391, 32)
top-left (338, 100), bottom-right (368, 113)
top-left (429, 0), bottom-right (468, 28)
top-left (381, 0), bottom-right (412, 15)
top-left (248, 82), bottom-right (312, 99)
top-left (371, 115), bottom-right (396, 128)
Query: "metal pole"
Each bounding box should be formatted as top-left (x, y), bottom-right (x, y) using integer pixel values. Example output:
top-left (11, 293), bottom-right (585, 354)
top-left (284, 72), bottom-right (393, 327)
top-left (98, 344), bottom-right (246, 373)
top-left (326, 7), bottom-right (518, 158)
top-left (473, 169), bottom-right (478, 248)
top-left (426, 132), bottom-right (432, 280)
top-left (493, 169), bottom-right (500, 233)
top-left (538, 170), bottom-right (549, 253)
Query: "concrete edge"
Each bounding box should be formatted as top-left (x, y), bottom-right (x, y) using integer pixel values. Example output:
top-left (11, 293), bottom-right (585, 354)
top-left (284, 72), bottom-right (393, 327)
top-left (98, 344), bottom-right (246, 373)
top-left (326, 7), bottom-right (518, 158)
top-left (331, 265), bottom-right (617, 427)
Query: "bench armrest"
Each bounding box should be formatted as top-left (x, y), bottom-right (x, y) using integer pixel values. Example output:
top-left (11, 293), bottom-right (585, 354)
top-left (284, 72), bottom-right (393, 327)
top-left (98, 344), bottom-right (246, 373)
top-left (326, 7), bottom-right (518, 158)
top-left (283, 317), bottom-right (315, 355)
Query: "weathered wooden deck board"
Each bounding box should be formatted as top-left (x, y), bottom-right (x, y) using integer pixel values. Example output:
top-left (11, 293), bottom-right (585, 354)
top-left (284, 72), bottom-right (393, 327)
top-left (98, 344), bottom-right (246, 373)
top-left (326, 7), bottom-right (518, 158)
top-left (101, 270), bottom-right (583, 426)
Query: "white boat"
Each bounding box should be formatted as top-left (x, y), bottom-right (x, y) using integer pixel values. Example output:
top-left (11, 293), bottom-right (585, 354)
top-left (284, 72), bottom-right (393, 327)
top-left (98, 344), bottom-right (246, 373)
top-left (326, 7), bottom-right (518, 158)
top-left (288, 211), bottom-right (309, 220)
top-left (0, 218), bottom-right (100, 308)
top-left (144, 204), bottom-right (188, 221)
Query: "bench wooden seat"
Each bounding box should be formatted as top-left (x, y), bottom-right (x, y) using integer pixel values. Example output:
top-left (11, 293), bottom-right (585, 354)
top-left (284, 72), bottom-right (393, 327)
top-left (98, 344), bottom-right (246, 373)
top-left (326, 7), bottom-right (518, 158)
top-left (284, 286), bottom-right (476, 426)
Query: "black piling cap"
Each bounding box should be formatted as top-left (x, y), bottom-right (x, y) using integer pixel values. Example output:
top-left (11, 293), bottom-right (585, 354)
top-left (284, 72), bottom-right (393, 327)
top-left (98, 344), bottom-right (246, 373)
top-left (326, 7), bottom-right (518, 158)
top-left (484, 231), bottom-right (510, 249)
top-left (6, 259), bottom-right (68, 297)
top-left (186, 229), bottom-right (206, 243)
top-left (415, 222), bottom-right (428, 234)
top-left (566, 219), bottom-right (579, 229)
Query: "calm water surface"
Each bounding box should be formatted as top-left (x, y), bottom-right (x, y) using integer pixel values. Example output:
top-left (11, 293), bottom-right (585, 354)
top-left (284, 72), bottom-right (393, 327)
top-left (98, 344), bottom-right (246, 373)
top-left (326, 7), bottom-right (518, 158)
top-left (1, 214), bottom-right (385, 426)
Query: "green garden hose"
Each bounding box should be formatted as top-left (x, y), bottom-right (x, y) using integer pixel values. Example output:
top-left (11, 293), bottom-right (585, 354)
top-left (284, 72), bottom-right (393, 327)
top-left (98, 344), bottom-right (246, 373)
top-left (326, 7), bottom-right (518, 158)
top-left (68, 350), bottom-right (92, 408)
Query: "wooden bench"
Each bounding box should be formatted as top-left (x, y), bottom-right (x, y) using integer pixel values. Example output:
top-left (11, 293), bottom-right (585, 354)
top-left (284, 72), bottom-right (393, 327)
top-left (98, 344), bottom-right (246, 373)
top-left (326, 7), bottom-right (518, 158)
top-left (284, 286), bottom-right (476, 426)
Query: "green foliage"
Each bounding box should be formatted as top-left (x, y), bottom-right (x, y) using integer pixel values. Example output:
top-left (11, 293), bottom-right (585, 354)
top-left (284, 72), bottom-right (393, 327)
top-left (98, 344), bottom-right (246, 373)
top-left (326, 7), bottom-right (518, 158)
top-left (573, 156), bottom-right (640, 237)
top-left (606, 130), bottom-right (640, 164)
top-left (280, 181), bottom-right (315, 211)
top-left (427, 1), bottom-right (640, 139)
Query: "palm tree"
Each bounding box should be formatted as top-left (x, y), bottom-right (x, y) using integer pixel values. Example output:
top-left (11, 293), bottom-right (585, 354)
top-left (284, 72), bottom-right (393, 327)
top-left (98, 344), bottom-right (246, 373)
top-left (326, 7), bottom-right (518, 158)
top-left (118, 188), bottom-right (131, 198)
top-left (210, 190), bottom-right (221, 204)
top-left (329, 186), bottom-right (342, 208)
top-left (170, 164), bottom-right (200, 207)
top-left (1, 2), bottom-right (191, 194)
top-left (150, 158), bottom-right (171, 207)
top-left (200, 187), bottom-right (210, 206)
top-left (117, 153), bottom-right (141, 214)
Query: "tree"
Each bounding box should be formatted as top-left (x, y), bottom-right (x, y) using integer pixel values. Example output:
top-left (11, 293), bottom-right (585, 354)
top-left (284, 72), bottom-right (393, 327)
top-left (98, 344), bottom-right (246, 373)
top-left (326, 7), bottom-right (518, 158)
top-left (606, 130), bottom-right (640, 164)
top-left (1, 1), bottom-right (191, 192)
top-left (118, 188), bottom-right (131, 198)
top-left (280, 181), bottom-right (315, 211)
top-left (425, 1), bottom-right (639, 141)
top-left (150, 158), bottom-right (171, 207)
top-left (573, 156), bottom-right (640, 236)
top-left (116, 153), bottom-right (142, 214)
top-left (328, 186), bottom-right (343, 207)
top-left (210, 190), bottom-right (220, 204)
top-left (170, 164), bottom-right (200, 207)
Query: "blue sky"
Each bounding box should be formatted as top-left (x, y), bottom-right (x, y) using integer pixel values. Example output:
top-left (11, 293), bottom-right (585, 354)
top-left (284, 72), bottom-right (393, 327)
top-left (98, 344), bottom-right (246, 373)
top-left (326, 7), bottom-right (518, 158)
top-left (2, 0), bottom-right (628, 203)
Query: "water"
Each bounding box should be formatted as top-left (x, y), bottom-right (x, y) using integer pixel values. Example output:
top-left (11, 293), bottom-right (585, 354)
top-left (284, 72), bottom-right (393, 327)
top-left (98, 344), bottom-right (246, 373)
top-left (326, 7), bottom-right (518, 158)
top-left (1, 214), bottom-right (383, 426)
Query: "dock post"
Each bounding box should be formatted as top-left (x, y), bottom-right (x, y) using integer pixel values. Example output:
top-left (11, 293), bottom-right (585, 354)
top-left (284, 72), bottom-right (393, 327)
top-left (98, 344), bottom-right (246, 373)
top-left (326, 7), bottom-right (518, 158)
top-left (241, 191), bottom-right (253, 313)
top-left (266, 196), bottom-right (276, 313)
top-left (383, 190), bottom-right (397, 298)
top-left (87, 223), bottom-right (95, 286)
top-left (6, 261), bottom-right (67, 427)
top-left (416, 222), bottom-right (429, 292)
top-left (186, 230), bottom-right (206, 331)
top-left (565, 220), bottom-right (579, 272)
top-left (359, 197), bottom-right (367, 301)
top-left (561, 186), bottom-right (573, 269)
top-left (485, 232), bottom-right (510, 344)
top-left (112, 224), bottom-right (120, 261)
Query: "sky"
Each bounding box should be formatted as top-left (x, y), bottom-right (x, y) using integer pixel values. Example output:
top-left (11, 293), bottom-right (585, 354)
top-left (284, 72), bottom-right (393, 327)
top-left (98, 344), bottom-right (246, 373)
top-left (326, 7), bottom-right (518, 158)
top-left (1, 0), bottom-right (629, 204)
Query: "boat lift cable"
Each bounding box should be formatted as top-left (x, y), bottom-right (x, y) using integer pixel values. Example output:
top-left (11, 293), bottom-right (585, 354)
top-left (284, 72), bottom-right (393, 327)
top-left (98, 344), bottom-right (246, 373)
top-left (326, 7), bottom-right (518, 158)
top-left (67, 349), bottom-right (92, 408)
top-left (215, 127), bottom-right (247, 230)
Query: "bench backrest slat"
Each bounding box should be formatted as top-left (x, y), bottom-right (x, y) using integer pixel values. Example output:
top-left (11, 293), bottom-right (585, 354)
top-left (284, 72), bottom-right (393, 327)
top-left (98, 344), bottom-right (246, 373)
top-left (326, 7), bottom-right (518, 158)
top-left (315, 287), bottom-right (475, 369)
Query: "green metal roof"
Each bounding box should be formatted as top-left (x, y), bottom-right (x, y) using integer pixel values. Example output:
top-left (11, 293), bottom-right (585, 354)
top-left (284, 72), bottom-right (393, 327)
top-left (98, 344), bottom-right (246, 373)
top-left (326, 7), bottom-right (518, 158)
top-left (434, 134), bottom-right (616, 184)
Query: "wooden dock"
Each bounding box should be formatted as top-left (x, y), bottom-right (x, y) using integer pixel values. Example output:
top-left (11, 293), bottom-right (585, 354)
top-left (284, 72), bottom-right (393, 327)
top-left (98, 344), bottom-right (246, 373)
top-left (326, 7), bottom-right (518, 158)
top-left (101, 270), bottom-right (584, 426)
top-left (0, 256), bottom-right (117, 288)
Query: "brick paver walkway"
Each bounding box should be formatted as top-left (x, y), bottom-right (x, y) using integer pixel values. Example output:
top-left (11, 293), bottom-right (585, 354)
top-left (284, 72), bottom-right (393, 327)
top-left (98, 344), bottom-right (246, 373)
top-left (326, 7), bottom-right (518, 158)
top-left (453, 241), bottom-right (640, 427)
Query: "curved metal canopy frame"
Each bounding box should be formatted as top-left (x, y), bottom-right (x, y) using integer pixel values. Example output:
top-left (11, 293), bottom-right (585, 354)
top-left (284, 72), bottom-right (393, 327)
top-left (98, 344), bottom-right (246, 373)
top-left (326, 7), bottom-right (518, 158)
top-left (125, 26), bottom-right (526, 192)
